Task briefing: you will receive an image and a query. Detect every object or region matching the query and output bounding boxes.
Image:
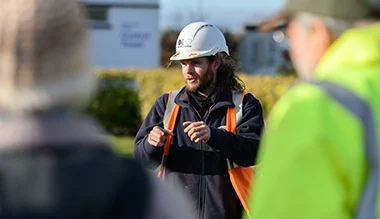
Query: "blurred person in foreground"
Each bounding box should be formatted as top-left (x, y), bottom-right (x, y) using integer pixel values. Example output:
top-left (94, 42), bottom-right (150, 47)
top-left (0, 0), bottom-right (193, 218)
top-left (245, 0), bottom-right (380, 218)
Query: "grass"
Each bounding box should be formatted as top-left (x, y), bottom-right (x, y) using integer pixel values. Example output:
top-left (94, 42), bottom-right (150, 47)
top-left (108, 135), bottom-right (135, 157)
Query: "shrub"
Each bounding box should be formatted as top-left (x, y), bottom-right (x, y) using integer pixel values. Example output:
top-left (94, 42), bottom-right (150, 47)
top-left (87, 71), bottom-right (142, 136)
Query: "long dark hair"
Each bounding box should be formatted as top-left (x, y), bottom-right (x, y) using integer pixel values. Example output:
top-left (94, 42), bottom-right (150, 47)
top-left (208, 52), bottom-right (245, 93)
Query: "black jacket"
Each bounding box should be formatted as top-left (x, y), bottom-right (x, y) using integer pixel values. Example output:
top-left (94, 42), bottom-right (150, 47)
top-left (134, 87), bottom-right (265, 219)
top-left (0, 113), bottom-right (193, 219)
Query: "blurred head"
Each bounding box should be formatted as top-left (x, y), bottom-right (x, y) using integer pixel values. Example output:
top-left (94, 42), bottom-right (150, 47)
top-left (288, 13), bottom-right (354, 79)
top-left (259, 0), bottom-right (380, 80)
top-left (0, 0), bottom-right (95, 113)
top-left (172, 22), bottom-right (245, 95)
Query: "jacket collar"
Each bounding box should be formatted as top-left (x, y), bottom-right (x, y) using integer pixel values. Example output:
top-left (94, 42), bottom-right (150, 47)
top-left (175, 86), bottom-right (235, 110)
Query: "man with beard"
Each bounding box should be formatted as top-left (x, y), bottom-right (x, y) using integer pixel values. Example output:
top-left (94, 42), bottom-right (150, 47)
top-left (134, 22), bottom-right (265, 219)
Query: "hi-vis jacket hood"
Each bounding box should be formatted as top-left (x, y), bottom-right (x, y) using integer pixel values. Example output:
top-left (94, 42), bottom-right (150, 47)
top-left (315, 22), bottom-right (380, 93)
top-left (247, 23), bottom-right (380, 219)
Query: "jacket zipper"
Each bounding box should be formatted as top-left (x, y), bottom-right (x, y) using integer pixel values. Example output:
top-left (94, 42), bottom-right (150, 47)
top-left (190, 103), bottom-right (215, 219)
top-left (200, 104), bottom-right (214, 219)
top-left (200, 141), bottom-right (205, 219)
top-left (187, 105), bottom-right (204, 219)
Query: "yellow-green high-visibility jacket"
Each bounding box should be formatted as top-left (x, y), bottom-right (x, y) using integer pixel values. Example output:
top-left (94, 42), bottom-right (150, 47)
top-left (246, 23), bottom-right (380, 219)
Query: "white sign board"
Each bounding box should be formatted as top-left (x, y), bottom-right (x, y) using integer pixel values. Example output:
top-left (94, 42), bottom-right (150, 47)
top-left (120, 21), bottom-right (152, 49)
top-left (83, 0), bottom-right (160, 68)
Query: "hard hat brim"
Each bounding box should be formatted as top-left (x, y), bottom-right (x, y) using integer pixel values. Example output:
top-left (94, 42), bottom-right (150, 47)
top-left (170, 51), bottom-right (208, 61)
top-left (170, 47), bottom-right (229, 61)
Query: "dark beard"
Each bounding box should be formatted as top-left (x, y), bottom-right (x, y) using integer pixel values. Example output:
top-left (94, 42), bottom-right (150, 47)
top-left (185, 67), bottom-right (214, 93)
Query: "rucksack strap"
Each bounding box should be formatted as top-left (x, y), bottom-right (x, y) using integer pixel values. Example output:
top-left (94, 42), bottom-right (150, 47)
top-left (226, 92), bottom-right (248, 167)
top-left (163, 90), bottom-right (180, 130)
top-left (233, 92), bottom-right (245, 127)
top-left (226, 92), bottom-right (253, 215)
top-left (158, 90), bottom-right (180, 180)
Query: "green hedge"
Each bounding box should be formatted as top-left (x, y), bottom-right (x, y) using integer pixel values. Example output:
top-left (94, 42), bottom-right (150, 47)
top-left (86, 72), bottom-right (142, 136)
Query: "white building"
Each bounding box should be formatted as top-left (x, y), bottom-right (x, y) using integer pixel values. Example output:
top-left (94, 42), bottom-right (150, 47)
top-left (238, 24), bottom-right (291, 75)
top-left (80, 0), bottom-right (160, 68)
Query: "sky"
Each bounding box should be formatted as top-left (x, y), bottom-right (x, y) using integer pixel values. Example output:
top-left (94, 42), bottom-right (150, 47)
top-left (159, 0), bottom-right (286, 32)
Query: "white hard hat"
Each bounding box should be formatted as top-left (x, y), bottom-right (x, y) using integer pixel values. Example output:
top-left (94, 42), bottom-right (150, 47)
top-left (170, 22), bottom-right (229, 61)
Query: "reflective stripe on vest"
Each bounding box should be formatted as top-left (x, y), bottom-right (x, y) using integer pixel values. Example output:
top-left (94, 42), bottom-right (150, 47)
top-left (310, 81), bottom-right (379, 219)
top-left (163, 90), bottom-right (180, 131)
top-left (159, 90), bottom-right (253, 215)
top-left (227, 92), bottom-right (245, 169)
top-left (157, 90), bottom-right (180, 180)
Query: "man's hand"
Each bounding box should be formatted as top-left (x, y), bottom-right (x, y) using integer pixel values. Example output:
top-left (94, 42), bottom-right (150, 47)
top-left (183, 121), bottom-right (211, 143)
top-left (148, 126), bottom-right (174, 147)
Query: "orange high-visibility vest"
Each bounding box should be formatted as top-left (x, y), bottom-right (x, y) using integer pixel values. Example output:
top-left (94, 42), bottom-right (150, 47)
top-left (157, 90), bottom-right (254, 215)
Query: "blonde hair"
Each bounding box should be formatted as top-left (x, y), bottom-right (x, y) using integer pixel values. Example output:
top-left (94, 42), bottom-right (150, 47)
top-left (0, 0), bottom-right (96, 112)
